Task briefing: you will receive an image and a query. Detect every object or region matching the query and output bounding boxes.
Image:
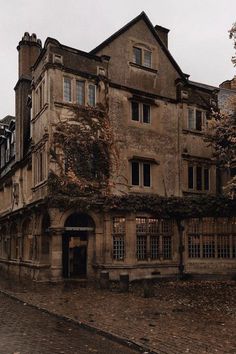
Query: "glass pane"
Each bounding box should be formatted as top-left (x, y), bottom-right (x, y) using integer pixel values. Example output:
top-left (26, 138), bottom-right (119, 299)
top-left (137, 236), bottom-right (147, 260)
top-left (136, 218), bottom-right (147, 234)
top-left (76, 81), bottom-right (85, 105)
top-left (188, 166), bottom-right (194, 189)
top-left (143, 104), bottom-right (150, 123)
top-left (196, 166), bottom-right (202, 191)
top-left (203, 235), bottom-right (215, 258)
top-left (204, 168), bottom-right (209, 191)
top-left (133, 47), bottom-right (142, 65)
top-left (113, 217), bottom-right (125, 234)
top-left (143, 50), bottom-right (152, 68)
top-left (88, 84), bottom-right (96, 106)
top-left (188, 108), bottom-right (195, 129)
top-left (131, 102), bottom-right (139, 121)
top-left (151, 236), bottom-right (159, 259)
top-left (132, 162), bottom-right (139, 185)
top-left (113, 236), bottom-right (125, 260)
top-left (64, 78), bottom-right (72, 102)
top-left (196, 110), bottom-right (202, 131)
top-left (143, 163), bottom-right (151, 187)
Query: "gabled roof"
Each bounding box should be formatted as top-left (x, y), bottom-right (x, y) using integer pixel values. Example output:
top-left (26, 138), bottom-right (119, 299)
top-left (0, 115), bottom-right (15, 126)
top-left (188, 80), bottom-right (218, 92)
top-left (90, 11), bottom-right (187, 81)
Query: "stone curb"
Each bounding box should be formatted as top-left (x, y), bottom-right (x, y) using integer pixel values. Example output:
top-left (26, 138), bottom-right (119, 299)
top-left (0, 288), bottom-right (158, 354)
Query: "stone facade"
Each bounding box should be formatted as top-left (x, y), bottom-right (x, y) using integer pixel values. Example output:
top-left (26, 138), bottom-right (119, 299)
top-left (0, 12), bottom-right (235, 282)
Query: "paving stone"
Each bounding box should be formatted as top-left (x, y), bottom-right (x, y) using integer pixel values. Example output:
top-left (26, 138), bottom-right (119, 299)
top-left (0, 279), bottom-right (236, 353)
top-left (0, 292), bottom-right (139, 354)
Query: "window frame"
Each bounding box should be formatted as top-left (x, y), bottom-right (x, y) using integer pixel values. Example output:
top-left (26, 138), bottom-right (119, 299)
top-left (136, 217), bottom-right (173, 261)
top-left (112, 217), bottom-right (126, 261)
top-left (187, 107), bottom-right (206, 131)
top-left (133, 46), bottom-right (152, 68)
top-left (63, 76), bottom-right (97, 107)
top-left (63, 77), bottom-right (72, 103)
top-left (34, 146), bottom-right (47, 186)
top-left (187, 164), bottom-right (210, 192)
top-left (188, 217), bottom-right (236, 260)
top-left (131, 160), bottom-right (152, 188)
top-left (131, 101), bottom-right (151, 124)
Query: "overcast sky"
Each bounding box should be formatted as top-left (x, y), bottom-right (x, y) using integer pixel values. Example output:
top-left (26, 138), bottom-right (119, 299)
top-left (0, 0), bottom-right (236, 118)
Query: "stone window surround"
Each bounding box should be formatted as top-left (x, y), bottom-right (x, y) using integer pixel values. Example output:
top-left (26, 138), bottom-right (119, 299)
top-left (187, 106), bottom-right (206, 132)
top-left (63, 75), bottom-right (97, 107)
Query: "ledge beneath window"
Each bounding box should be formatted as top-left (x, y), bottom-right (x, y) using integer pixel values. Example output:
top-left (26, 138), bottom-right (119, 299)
top-left (182, 190), bottom-right (213, 196)
top-left (129, 62), bottom-right (158, 74)
top-left (182, 129), bottom-right (205, 136)
top-left (31, 103), bottom-right (48, 123)
top-left (32, 179), bottom-right (47, 192)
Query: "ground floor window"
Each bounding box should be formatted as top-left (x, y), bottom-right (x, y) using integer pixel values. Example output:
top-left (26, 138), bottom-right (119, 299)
top-left (188, 218), bottom-right (236, 259)
top-left (136, 218), bottom-right (173, 261)
top-left (112, 217), bottom-right (125, 260)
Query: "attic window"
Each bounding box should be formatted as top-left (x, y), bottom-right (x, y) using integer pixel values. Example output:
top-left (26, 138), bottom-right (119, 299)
top-left (133, 46), bottom-right (152, 68)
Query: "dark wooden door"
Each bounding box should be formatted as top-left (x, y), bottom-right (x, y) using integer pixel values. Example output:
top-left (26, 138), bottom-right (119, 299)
top-left (62, 234), bottom-right (69, 278)
top-left (72, 246), bottom-right (87, 276)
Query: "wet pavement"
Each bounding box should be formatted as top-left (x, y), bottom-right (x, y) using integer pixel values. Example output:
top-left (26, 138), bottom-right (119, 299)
top-left (0, 278), bottom-right (236, 354)
top-left (0, 292), bottom-right (140, 354)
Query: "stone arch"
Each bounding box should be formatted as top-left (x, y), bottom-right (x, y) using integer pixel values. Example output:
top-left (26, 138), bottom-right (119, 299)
top-left (62, 212), bottom-right (96, 278)
top-left (9, 222), bottom-right (18, 259)
top-left (59, 209), bottom-right (99, 230)
top-left (22, 218), bottom-right (33, 261)
top-left (64, 212), bottom-right (95, 228)
top-left (40, 212), bottom-right (51, 262)
top-left (0, 224), bottom-right (7, 258)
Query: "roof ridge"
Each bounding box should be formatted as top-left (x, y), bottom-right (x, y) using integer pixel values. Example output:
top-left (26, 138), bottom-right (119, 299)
top-left (90, 11), bottom-right (187, 80)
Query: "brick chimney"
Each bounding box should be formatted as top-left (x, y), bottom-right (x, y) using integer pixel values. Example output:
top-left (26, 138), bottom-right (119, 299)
top-left (15, 33), bottom-right (42, 160)
top-left (155, 25), bottom-right (169, 48)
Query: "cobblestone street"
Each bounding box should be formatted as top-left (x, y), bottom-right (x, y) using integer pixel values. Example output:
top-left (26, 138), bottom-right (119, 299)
top-left (0, 292), bottom-right (140, 354)
top-left (0, 279), bottom-right (236, 354)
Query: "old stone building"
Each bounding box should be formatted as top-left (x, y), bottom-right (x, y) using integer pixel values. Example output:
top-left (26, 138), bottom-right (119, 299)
top-left (0, 12), bottom-right (236, 282)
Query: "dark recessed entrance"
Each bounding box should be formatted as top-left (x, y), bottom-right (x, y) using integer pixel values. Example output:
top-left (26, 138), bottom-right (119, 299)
top-left (63, 213), bottom-right (95, 278)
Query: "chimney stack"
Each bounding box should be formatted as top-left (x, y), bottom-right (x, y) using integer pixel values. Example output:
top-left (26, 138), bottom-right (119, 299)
top-left (155, 25), bottom-right (169, 48)
top-left (15, 33), bottom-right (42, 160)
top-left (17, 32), bottom-right (42, 78)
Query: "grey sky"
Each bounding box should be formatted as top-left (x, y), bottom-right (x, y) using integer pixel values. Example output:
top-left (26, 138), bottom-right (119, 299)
top-left (0, 0), bottom-right (236, 118)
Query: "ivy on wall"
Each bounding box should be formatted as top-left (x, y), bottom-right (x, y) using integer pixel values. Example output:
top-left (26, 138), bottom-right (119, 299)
top-left (49, 100), bottom-right (118, 196)
top-left (48, 193), bottom-right (236, 218)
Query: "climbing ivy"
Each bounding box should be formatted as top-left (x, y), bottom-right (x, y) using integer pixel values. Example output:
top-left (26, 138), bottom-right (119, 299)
top-left (47, 193), bottom-right (236, 218)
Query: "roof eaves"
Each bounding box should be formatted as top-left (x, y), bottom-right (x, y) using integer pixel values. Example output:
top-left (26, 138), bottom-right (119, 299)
top-left (90, 11), bottom-right (187, 81)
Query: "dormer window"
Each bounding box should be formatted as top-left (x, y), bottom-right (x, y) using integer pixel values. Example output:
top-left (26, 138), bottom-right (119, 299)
top-left (133, 46), bottom-right (152, 68)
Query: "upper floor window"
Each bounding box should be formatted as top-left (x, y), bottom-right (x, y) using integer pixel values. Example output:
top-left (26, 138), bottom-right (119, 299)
top-left (131, 161), bottom-right (151, 187)
top-left (131, 102), bottom-right (151, 124)
top-left (63, 77), bottom-right (72, 102)
top-left (188, 108), bottom-right (206, 131)
top-left (76, 81), bottom-right (85, 105)
top-left (188, 164), bottom-right (210, 192)
top-left (133, 46), bottom-right (152, 68)
top-left (88, 84), bottom-right (96, 107)
top-left (35, 79), bottom-right (45, 115)
top-left (64, 77), bottom-right (96, 107)
top-left (34, 147), bottom-right (46, 185)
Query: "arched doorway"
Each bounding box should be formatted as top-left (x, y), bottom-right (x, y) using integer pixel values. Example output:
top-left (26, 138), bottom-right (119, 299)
top-left (63, 213), bottom-right (95, 278)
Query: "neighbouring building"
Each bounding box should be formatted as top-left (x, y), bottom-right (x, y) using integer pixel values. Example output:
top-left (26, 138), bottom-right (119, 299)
top-left (0, 12), bottom-right (236, 282)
